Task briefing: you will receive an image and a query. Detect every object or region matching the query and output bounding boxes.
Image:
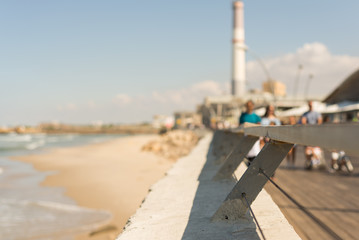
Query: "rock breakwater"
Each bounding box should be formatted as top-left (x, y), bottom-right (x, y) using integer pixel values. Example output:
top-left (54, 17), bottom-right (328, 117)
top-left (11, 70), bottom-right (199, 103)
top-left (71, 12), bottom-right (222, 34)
top-left (142, 130), bottom-right (199, 161)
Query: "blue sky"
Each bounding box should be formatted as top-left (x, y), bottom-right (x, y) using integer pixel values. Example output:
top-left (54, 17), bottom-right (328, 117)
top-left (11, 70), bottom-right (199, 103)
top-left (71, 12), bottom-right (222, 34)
top-left (1, 0), bottom-right (359, 125)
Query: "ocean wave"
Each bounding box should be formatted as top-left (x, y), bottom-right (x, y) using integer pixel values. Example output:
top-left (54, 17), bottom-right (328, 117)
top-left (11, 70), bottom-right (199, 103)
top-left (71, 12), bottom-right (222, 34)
top-left (25, 140), bottom-right (46, 150)
top-left (0, 133), bottom-right (122, 154)
top-left (0, 134), bottom-right (32, 142)
top-left (46, 134), bottom-right (76, 143)
top-left (0, 134), bottom-right (75, 152)
top-left (0, 199), bottom-right (111, 239)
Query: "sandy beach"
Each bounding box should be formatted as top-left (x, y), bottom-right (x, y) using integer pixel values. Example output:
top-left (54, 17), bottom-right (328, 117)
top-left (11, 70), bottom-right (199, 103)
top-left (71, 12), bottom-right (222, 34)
top-left (14, 134), bottom-right (174, 240)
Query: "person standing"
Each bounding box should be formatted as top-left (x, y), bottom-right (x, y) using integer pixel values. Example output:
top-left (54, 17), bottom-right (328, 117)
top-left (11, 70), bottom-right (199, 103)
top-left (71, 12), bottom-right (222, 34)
top-left (261, 105), bottom-right (281, 126)
top-left (286, 116), bottom-right (297, 168)
top-left (301, 101), bottom-right (323, 167)
top-left (261, 104), bottom-right (281, 146)
top-left (261, 104), bottom-right (281, 178)
top-left (239, 100), bottom-right (261, 124)
top-left (301, 100), bottom-right (322, 125)
top-left (239, 100), bottom-right (261, 164)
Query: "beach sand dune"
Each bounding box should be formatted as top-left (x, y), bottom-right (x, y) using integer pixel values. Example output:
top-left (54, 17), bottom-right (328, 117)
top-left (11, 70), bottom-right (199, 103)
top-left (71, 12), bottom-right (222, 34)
top-left (15, 134), bottom-right (173, 240)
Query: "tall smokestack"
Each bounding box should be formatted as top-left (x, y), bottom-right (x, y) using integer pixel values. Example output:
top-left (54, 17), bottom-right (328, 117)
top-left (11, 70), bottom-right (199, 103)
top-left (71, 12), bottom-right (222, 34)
top-left (231, 1), bottom-right (246, 96)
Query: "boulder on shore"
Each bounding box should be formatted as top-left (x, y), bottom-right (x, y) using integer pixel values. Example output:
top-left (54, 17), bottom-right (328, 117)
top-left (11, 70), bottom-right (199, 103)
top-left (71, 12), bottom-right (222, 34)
top-left (142, 130), bottom-right (199, 161)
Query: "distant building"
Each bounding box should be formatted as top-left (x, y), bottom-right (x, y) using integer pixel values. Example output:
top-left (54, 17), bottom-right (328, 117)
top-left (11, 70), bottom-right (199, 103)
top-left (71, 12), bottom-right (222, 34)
top-left (197, 93), bottom-right (282, 128)
top-left (322, 68), bottom-right (359, 122)
top-left (276, 68), bottom-right (359, 123)
top-left (262, 80), bottom-right (286, 97)
top-left (152, 115), bottom-right (174, 129)
top-left (174, 111), bottom-right (202, 129)
top-left (197, 96), bottom-right (240, 128)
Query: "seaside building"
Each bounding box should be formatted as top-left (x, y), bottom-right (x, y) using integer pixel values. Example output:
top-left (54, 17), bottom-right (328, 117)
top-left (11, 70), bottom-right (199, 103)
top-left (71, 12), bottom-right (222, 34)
top-left (262, 80), bottom-right (286, 97)
top-left (197, 96), bottom-right (240, 128)
top-left (152, 115), bottom-right (174, 129)
top-left (173, 111), bottom-right (202, 129)
top-left (197, 93), bottom-right (279, 128)
top-left (321, 68), bottom-right (359, 122)
top-left (276, 68), bottom-right (359, 123)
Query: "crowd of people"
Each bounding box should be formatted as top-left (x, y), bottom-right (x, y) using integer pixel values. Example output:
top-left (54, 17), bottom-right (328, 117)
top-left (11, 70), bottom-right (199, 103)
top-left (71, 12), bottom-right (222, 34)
top-left (237, 100), bottom-right (352, 172)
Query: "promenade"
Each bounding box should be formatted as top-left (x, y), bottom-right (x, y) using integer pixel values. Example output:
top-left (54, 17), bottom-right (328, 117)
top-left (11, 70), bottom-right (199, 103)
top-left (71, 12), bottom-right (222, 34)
top-left (117, 133), bottom-right (300, 240)
top-left (265, 146), bottom-right (359, 240)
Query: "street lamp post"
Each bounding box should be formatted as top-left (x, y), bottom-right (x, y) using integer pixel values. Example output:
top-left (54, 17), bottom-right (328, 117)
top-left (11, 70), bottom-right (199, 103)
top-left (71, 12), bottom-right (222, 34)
top-left (293, 64), bottom-right (303, 99)
top-left (305, 74), bottom-right (314, 100)
top-left (246, 48), bottom-right (277, 105)
top-left (246, 48), bottom-right (272, 83)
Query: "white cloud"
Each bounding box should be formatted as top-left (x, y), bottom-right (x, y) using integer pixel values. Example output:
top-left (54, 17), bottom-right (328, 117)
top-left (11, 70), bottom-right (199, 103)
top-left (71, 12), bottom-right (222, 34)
top-left (113, 93), bottom-right (132, 106)
top-left (151, 91), bottom-right (166, 103)
top-left (247, 42), bottom-right (359, 97)
top-left (52, 42), bottom-right (359, 124)
top-left (67, 103), bottom-right (77, 111)
top-left (150, 80), bottom-right (226, 108)
top-left (87, 100), bottom-right (97, 109)
top-left (190, 80), bottom-right (224, 95)
top-left (107, 80), bottom-right (226, 122)
top-left (57, 103), bottom-right (77, 112)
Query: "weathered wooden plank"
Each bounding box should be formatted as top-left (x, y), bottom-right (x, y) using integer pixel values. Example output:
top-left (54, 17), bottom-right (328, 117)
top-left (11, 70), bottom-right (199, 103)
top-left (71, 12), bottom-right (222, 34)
top-left (244, 123), bottom-right (359, 157)
top-left (211, 130), bottom-right (225, 156)
top-left (265, 147), bottom-right (359, 240)
top-left (213, 131), bottom-right (245, 164)
top-left (212, 141), bottom-right (293, 221)
top-left (213, 135), bottom-right (258, 180)
top-left (212, 130), bottom-right (235, 157)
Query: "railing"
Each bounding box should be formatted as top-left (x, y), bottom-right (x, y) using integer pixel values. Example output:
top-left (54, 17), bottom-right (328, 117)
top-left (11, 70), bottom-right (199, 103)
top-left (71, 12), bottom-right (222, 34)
top-left (210, 123), bottom-right (359, 239)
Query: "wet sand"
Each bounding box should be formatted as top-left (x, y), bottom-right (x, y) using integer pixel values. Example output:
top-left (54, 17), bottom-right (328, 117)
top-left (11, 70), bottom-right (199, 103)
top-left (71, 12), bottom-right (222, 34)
top-left (14, 134), bottom-right (173, 240)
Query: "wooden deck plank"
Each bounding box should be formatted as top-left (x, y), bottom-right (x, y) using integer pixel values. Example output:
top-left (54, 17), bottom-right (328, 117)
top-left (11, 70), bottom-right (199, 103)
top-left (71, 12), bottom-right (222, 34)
top-left (265, 146), bottom-right (359, 240)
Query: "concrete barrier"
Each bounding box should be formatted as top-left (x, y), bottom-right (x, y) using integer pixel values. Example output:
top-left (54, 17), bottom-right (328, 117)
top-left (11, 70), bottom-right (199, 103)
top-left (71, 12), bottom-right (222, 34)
top-left (117, 133), bottom-right (300, 240)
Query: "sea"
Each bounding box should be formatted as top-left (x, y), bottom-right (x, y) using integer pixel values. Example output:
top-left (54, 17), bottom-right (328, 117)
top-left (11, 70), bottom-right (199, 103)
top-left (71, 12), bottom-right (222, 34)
top-left (0, 133), bottom-right (127, 240)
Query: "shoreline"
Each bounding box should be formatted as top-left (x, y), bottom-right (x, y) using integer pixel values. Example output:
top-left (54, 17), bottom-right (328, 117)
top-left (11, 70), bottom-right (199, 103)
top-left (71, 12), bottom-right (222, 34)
top-left (13, 134), bottom-right (174, 239)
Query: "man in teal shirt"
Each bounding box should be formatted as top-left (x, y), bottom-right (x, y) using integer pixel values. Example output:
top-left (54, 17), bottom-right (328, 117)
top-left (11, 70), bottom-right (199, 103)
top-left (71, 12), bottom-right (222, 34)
top-left (239, 100), bottom-right (261, 124)
top-left (239, 100), bottom-right (261, 165)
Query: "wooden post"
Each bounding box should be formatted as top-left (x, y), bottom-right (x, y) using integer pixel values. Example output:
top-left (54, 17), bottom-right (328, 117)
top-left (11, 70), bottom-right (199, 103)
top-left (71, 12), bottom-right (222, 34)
top-left (211, 130), bottom-right (225, 156)
top-left (212, 140), bottom-right (293, 221)
top-left (213, 135), bottom-right (258, 180)
top-left (211, 131), bottom-right (242, 163)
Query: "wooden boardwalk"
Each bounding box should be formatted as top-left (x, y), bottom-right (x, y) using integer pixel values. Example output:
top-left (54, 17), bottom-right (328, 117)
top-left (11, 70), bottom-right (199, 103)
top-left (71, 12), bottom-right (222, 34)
top-left (265, 146), bottom-right (359, 240)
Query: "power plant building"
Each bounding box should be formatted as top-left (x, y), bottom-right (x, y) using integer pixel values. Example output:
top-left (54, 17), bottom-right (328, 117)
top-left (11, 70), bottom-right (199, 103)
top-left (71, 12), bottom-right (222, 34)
top-left (262, 80), bottom-right (287, 97)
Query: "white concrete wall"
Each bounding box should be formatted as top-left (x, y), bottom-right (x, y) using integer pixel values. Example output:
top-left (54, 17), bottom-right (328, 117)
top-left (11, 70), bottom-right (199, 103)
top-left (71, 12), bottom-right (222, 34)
top-left (117, 133), bottom-right (301, 240)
